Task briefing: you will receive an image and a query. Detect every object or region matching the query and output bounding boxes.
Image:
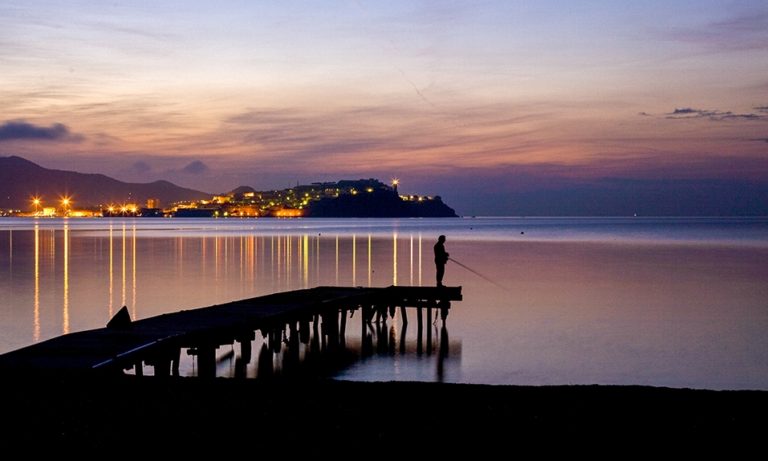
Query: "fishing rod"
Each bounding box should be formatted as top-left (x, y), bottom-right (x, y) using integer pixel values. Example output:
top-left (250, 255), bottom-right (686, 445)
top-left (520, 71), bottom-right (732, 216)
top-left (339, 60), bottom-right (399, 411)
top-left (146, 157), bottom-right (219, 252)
top-left (448, 257), bottom-right (510, 292)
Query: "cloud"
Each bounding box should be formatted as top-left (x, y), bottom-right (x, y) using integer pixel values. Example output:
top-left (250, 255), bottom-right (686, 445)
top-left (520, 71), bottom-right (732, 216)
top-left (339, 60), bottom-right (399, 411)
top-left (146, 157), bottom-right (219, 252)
top-left (219, 103), bottom-right (552, 173)
top-left (663, 108), bottom-right (766, 121)
top-left (756, 106), bottom-right (768, 113)
top-left (0, 120), bottom-right (84, 142)
top-left (181, 160), bottom-right (210, 175)
top-left (667, 12), bottom-right (768, 52)
top-left (129, 160), bottom-right (152, 174)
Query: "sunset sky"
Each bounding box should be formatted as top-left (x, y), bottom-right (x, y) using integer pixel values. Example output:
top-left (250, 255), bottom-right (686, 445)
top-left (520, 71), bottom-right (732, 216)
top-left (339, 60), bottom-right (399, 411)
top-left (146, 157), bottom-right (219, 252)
top-left (1, 1), bottom-right (767, 214)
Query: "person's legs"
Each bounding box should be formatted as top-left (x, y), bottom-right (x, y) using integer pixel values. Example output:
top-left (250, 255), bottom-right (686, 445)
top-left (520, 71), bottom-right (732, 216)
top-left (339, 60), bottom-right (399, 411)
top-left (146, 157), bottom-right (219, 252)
top-left (436, 263), bottom-right (445, 286)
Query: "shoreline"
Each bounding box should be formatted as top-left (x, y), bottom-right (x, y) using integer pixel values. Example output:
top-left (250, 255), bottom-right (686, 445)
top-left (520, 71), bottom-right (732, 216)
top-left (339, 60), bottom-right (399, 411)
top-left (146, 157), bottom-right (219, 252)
top-left (4, 377), bottom-right (766, 449)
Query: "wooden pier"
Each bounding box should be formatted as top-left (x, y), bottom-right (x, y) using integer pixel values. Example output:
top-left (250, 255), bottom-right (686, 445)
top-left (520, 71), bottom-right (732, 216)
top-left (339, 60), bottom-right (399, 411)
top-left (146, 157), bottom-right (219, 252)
top-left (0, 286), bottom-right (461, 376)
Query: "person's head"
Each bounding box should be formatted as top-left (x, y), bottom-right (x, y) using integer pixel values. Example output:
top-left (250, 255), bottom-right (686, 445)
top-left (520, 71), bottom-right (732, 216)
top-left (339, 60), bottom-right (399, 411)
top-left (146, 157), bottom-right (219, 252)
top-left (438, 235), bottom-right (446, 243)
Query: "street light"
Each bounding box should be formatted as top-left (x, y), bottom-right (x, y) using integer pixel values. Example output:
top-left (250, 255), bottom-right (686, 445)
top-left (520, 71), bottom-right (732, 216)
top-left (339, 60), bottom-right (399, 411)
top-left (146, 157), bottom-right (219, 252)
top-left (61, 197), bottom-right (71, 216)
top-left (31, 197), bottom-right (41, 215)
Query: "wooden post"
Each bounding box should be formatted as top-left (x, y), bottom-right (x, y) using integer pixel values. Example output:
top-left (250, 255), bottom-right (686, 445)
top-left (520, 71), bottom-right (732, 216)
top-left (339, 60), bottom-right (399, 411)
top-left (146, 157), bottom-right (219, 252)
top-left (197, 345), bottom-right (216, 378)
top-left (340, 308), bottom-right (348, 333)
top-left (361, 306), bottom-right (373, 357)
top-left (284, 321), bottom-right (300, 376)
top-left (400, 305), bottom-right (408, 325)
top-left (400, 320), bottom-right (407, 355)
top-left (153, 356), bottom-right (171, 377)
top-left (239, 337), bottom-right (252, 365)
top-left (311, 314), bottom-right (321, 353)
top-left (171, 348), bottom-right (181, 377)
top-left (289, 321), bottom-right (299, 347)
top-left (270, 328), bottom-right (282, 353)
top-left (388, 324), bottom-right (396, 355)
top-left (135, 361), bottom-right (143, 377)
top-left (416, 305), bottom-right (423, 355)
top-left (426, 308), bottom-right (433, 355)
top-left (257, 343), bottom-right (273, 379)
top-left (300, 317), bottom-right (311, 344)
top-left (327, 311), bottom-right (339, 342)
top-left (376, 319), bottom-right (387, 354)
top-left (361, 306), bottom-right (367, 340)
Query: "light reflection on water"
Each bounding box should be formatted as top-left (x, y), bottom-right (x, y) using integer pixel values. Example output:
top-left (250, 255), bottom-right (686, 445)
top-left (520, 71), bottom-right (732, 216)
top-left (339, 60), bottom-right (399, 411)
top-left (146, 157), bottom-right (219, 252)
top-left (1, 217), bottom-right (767, 389)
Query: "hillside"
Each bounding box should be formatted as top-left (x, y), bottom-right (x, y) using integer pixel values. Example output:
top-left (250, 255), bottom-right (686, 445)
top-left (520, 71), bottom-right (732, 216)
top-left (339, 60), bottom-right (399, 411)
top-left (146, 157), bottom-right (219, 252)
top-left (306, 188), bottom-right (457, 217)
top-left (0, 156), bottom-right (210, 209)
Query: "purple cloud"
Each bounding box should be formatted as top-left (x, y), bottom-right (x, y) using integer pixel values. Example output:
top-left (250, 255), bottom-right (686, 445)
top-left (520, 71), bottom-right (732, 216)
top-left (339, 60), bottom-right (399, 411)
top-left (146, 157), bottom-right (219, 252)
top-left (129, 160), bottom-right (152, 174)
top-left (668, 12), bottom-right (768, 52)
top-left (664, 108), bottom-right (766, 121)
top-left (181, 160), bottom-right (209, 175)
top-left (0, 120), bottom-right (83, 142)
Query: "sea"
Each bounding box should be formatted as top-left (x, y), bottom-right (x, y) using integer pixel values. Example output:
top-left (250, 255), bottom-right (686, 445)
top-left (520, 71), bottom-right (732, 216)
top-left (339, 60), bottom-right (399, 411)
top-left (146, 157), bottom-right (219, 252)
top-left (1, 216), bottom-right (767, 389)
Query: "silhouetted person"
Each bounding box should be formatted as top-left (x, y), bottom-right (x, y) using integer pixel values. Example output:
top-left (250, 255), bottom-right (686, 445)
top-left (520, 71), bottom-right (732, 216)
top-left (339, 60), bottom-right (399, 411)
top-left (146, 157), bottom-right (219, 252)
top-left (434, 235), bottom-right (449, 287)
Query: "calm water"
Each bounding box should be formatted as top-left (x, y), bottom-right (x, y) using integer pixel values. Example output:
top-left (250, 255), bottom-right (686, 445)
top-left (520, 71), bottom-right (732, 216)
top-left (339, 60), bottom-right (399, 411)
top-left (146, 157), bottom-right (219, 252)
top-left (1, 217), bottom-right (767, 389)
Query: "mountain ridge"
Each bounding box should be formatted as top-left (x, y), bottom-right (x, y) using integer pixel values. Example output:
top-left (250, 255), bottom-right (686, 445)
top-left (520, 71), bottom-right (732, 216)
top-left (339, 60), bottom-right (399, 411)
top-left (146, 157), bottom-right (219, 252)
top-left (0, 155), bottom-right (211, 209)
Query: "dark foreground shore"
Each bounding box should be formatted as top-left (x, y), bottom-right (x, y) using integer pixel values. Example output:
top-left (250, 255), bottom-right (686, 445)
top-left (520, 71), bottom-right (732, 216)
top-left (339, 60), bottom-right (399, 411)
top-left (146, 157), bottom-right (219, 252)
top-left (3, 377), bottom-right (767, 452)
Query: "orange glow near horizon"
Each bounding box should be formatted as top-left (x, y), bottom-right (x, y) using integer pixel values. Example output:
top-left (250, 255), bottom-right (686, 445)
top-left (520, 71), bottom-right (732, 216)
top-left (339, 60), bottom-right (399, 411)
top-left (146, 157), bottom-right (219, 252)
top-left (273, 209), bottom-right (303, 218)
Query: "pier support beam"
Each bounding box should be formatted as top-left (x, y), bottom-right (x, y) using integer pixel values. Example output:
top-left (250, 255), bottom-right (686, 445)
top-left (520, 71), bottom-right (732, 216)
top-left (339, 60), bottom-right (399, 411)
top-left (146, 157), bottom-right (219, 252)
top-left (152, 355), bottom-right (171, 377)
top-left (300, 318), bottom-right (311, 344)
top-left (416, 305), bottom-right (423, 355)
top-left (197, 345), bottom-right (216, 378)
top-left (171, 348), bottom-right (181, 377)
top-left (257, 343), bottom-right (273, 379)
top-left (239, 337), bottom-right (252, 365)
top-left (400, 321), bottom-right (407, 355)
top-left (426, 308), bottom-right (433, 355)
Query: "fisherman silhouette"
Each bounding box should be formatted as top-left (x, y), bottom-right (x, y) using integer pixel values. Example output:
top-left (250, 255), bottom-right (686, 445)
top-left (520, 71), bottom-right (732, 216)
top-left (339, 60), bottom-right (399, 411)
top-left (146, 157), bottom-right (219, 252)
top-left (434, 235), bottom-right (449, 287)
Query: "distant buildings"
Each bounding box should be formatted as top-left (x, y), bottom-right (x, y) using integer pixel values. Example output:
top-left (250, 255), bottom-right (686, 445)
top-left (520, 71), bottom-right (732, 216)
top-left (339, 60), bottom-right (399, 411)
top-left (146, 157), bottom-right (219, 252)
top-left (8, 178), bottom-right (455, 218)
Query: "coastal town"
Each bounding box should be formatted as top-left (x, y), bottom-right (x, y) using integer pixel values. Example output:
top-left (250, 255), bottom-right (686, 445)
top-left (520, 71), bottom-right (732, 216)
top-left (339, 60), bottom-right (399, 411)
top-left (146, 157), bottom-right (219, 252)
top-left (3, 178), bottom-right (457, 218)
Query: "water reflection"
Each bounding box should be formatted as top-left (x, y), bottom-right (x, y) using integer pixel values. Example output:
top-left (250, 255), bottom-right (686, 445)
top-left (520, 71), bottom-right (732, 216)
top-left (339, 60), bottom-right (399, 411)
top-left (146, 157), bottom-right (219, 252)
top-left (4, 218), bottom-right (767, 388)
top-left (121, 224), bottom-right (126, 310)
top-left (33, 224), bottom-right (40, 341)
top-left (6, 226), bottom-right (431, 359)
top-left (62, 222), bottom-right (69, 334)
top-left (351, 234), bottom-right (356, 286)
top-left (392, 232), bottom-right (398, 286)
top-left (132, 224), bottom-right (136, 319)
top-left (123, 304), bottom-right (458, 381)
top-left (108, 224), bottom-right (113, 318)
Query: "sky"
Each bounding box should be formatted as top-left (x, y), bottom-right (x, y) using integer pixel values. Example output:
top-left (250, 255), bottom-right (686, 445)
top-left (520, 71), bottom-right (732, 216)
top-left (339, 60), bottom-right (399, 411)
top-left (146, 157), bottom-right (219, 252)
top-left (1, 0), bottom-right (767, 215)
